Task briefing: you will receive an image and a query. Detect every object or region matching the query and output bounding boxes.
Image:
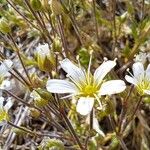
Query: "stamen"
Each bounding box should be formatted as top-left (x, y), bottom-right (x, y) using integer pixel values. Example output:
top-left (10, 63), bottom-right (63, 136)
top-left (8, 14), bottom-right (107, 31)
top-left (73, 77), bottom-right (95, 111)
top-left (94, 94), bottom-right (103, 110)
top-left (87, 50), bottom-right (93, 84)
top-left (76, 55), bottom-right (81, 68)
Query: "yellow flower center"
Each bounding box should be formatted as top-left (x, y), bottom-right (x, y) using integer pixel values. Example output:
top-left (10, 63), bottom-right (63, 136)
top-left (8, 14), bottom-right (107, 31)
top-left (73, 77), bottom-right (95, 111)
top-left (137, 79), bottom-right (150, 95)
top-left (0, 109), bottom-right (9, 122)
top-left (81, 84), bottom-right (98, 96)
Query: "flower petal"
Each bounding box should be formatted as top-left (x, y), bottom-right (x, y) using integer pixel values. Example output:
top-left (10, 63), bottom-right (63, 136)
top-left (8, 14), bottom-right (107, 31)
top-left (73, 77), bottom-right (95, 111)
top-left (0, 96), bottom-right (4, 109)
top-left (132, 62), bottom-right (144, 78)
top-left (76, 97), bottom-right (94, 115)
top-left (0, 59), bottom-right (13, 77)
top-left (93, 117), bottom-right (105, 137)
top-left (4, 97), bottom-right (13, 111)
top-left (146, 64), bottom-right (150, 79)
top-left (94, 60), bottom-right (116, 85)
top-left (99, 80), bottom-right (126, 95)
top-left (46, 79), bottom-right (78, 94)
top-left (125, 75), bottom-right (137, 85)
top-left (144, 90), bottom-right (150, 95)
top-left (60, 58), bottom-right (86, 84)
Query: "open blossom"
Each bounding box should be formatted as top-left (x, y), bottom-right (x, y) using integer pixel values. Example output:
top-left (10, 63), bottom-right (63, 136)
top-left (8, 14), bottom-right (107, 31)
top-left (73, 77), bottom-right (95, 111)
top-left (125, 62), bottom-right (150, 95)
top-left (46, 58), bottom-right (126, 115)
top-left (0, 97), bottom-right (13, 124)
top-left (134, 52), bottom-right (149, 64)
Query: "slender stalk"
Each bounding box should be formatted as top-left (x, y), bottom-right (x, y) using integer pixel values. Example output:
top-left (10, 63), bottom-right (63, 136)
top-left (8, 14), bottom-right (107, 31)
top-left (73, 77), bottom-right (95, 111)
top-left (109, 115), bottom-right (128, 150)
top-left (6, 0), bottom-right (40, 31)
top-left (111, 0), bottom-right (117, 58)
top-left (8, 33), bottom-right (32, 86)
top-left (118, 86), bottom-right (134, 132)
top-left (122, 96), bottom-right (143, 133)
top-left (90, 109), bottom-right (93, 130)
top-left (61, 109), bottom-right (85, 150)
top-left (69, 0), bottom-right (83, 45)
top-left (92, 0), bottom-right (99, 41)
top-left (12, 68), bottom-right (31, 88)
top-left (141, 0), bottom-right (145, 19)
top-left (3, 90), bottom-right (41, 111)
top-left (24, 0), bottom-right (53, 43)
top-left (8, 70), bottom-right (27, 86)
top-left (37, 11), bottom-right (53, 43)
top-left (8, 121), bottom-right (60, 138)
top-left (57, 15), bottom-right (68, 58)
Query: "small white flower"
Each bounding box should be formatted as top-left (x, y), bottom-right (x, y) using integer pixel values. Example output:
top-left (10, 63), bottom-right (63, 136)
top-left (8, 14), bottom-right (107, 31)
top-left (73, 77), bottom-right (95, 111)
top-left (134, 52), bottom-right (148, 64)
top-left (36, 43), bottom-right (50, 58)
top-left (47, 58), bottom-right (126, 115)
top-left (125, 62), bottom-right (150, 95)
top-left (0, 97), bottom-right (13, 124)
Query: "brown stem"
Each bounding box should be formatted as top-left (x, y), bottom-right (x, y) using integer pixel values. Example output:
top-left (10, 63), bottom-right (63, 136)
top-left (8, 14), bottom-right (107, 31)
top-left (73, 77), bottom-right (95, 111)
top-left (118, 85), bottom-right (134, 132)
top-left (61, 109), bottom-right (85, 150)
top-left (57, 15), bottom-right (68, 58)
top-left (8, 34), bottom-right (32, 86)
top-left (122, 96), bottom-right (143, 133)
top-left (24, 0), bottom-right (52, 44)
top-left (109, 115), bottom-right (128, 150)
top-left (92, 0), bottom-right (99, 41)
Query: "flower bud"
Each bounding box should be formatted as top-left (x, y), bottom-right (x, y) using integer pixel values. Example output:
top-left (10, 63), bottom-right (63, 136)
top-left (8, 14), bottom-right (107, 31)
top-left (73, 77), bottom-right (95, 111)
top-left (0, 18), bottom-right (11, 34)
top-left (29, 108), bottom-right (41, 118)
top-left (30, 90), bottom-right (49, 107)
top-left (41, 0), bottom-right (50, 10)
top-left (30, 0), bottom-right (42, 11)
top-left (51, 36), bottom-right (62, 52)
top-left (36, 43), bottom-right (55, 72)
top-left (38, 138), bottom-right (65, 150)
top-left (50, 0), bottom-right (63, 15)
top-left (30, 73), bottom-right (44, 88)
top-left (35, 88), bottom-right (53, 100)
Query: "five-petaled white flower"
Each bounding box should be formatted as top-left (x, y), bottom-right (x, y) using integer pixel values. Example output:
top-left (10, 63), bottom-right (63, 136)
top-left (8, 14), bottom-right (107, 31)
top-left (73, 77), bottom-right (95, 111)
top-left (46, 58), bottom-right (126, 115)
top-left (0, 96), bottom-right (13, 124)
top-left (125, 62), bottom-right (150, 95)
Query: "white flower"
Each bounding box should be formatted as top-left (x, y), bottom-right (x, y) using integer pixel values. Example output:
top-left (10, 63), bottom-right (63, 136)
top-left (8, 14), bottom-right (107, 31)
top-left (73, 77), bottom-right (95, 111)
top-left (46, 58), bottom-right (126, 115)
top-left (134, 52), bottom-right (148, 64)
top-left (0, 97), bottom-right (13, 124)
top-left (36, 43), bottom-right (50, 58)
top-left (125, 62), bottom-right (150, 95)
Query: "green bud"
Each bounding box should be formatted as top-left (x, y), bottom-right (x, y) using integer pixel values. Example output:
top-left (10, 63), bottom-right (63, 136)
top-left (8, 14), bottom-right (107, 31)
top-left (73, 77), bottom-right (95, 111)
top-left (31, 90), bottom-right (49, 107)
top-left (30, 0), bottom-right (42, 11)
top-left (52, 36), bottom-right (62, 52)
top-left (0, 18), bottom-right (11, 34)
top-left (29, 108), bottom-right (41, 118)
top-left (35, 88), bottom-right (53, 100)
top-left (30, 74), bottom-right (44, 88)
top-left (50, 0), bottom-right (63, 15)
top-left (41, 0), bottom-right (50, 10)
top-left (38, 138), bottom-right (65, 150)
